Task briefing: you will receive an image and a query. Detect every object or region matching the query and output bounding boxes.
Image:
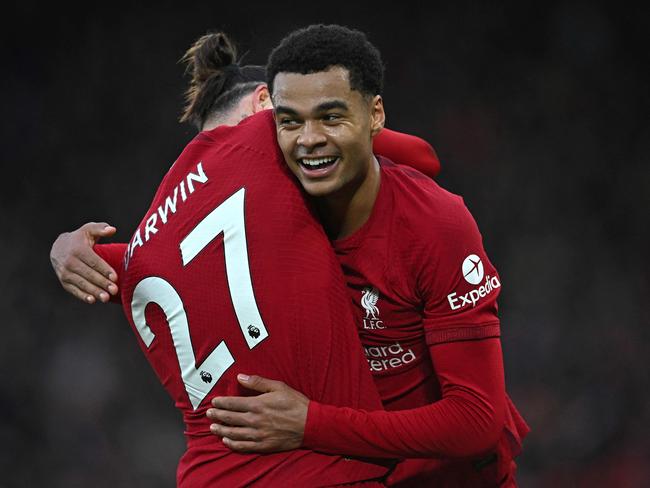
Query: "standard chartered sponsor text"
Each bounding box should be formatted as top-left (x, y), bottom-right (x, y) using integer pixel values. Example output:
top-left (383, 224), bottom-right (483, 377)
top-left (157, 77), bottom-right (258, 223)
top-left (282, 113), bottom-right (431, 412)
top-left (364, 342), bottom-right (416, 372)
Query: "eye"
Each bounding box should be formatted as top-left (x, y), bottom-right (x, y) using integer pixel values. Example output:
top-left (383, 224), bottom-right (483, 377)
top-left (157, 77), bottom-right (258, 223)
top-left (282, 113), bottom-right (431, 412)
top-left (277, 115), bottom-right (300, 127)
top-left (323, 113), bottom-right (341, 122)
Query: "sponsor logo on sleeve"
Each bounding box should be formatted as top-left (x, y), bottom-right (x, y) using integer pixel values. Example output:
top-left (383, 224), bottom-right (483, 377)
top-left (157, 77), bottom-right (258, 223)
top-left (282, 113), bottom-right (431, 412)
top-left (361, 286), bottom-right (385, 329)
top-left (447, 254), bottom-right (501, 310)
top-left (462, 254), bottom-right (484, 284)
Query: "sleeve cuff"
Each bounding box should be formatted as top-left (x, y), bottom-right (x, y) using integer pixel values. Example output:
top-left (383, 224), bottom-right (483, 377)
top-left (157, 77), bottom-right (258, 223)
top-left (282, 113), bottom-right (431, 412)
top-left (425, 322), bottom-right (500, 346)
top-left (303, 400), bottom-right (324, 448)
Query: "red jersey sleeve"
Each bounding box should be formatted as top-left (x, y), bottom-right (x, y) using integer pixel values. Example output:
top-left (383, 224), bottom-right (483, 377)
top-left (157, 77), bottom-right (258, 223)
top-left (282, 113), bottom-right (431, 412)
top-left (303, 338), bottom-right (506, 458)
top-left (418, 200), bottom-right (502, 346)
top-left (94, 243), bottom-right (127, 304)
top-left (94, 243), bottom-right (127, 272)
top-left (373, 128), bottom-right (441, 178)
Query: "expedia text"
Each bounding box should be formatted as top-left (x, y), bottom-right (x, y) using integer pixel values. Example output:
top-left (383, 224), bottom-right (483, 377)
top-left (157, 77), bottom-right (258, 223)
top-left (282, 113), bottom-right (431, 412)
top-left (447, 275), bottom-right (501, 310)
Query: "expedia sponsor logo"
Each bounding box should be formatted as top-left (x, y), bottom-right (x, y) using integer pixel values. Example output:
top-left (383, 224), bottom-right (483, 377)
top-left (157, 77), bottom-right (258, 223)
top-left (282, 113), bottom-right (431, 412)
top-left (462, 254), bottom-right (484, 285)
top-left (361, 286), bottom-right (385, 329)
top-left (364, 342), bottom-right (416, 372)
top-left (448, 255), bottom-right (501, 310)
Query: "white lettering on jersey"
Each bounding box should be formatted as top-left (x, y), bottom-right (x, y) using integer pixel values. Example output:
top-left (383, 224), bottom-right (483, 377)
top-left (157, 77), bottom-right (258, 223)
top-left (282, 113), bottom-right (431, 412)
top-left (447, 275), bottom-right (501, 310)
top-left (363, 342), bottom-right (416, 372)
top-left (180, 187), bottom-right (268, 350)
top-left (125, 162), bottom-right (208, 269)
top-left (128, 228), bottom-right (143, 259)
top-left (186, 163), bottom-right (208, 193)
top-left (180, 180), bottom-right (187, 201)
top-left (132, 277), bottom-right (235, 410)
top-left (158, 187), bottom-right (179, 224)
top-left (144, 213), bottom-right (158, 241)
top-left (130, 187), bottom-right (268, 410)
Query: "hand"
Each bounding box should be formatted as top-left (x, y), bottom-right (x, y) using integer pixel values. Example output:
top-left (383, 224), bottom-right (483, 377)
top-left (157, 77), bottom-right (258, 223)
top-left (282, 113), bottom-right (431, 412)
top-left (207, 374), bottom-right (309, 453)
top-left (50, 222), bottom-right (119, 304)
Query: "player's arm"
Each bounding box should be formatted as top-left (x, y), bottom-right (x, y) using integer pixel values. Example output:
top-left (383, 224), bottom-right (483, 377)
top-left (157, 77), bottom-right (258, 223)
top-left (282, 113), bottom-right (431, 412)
top-left (372, 128), bottom-right (441, 178)
top-left (92, 242), bottom-right (128, 304)
top-left (50, 222), bottom-right (123, 304)
top-left (301, 338), bottom-right (505, 458)
top-left (207, 338), bottom-right (505, 458)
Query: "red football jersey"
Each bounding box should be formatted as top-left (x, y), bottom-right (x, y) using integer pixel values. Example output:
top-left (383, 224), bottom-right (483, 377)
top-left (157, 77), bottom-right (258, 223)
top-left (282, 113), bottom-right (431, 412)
top-left (304, 158), bottom-right (528, 485)
top-left (118, 110), bottom-right (390, 487)
top-left (334, 159), bottom-right (502, 409)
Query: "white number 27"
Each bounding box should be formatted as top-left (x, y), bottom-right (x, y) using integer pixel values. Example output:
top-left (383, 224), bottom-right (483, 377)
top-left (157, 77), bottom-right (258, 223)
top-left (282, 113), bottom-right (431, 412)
top-left (130, 188), bottom-right (268, 410)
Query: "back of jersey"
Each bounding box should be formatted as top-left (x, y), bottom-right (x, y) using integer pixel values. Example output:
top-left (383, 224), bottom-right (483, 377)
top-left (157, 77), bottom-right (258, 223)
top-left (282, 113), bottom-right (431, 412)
top-left (119, 110), bottom-right (388, 487)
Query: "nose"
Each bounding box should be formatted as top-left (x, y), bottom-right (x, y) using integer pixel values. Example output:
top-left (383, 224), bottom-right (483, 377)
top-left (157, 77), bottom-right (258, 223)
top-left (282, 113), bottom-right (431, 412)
top-left (296, 121), bottom-right (327, 150)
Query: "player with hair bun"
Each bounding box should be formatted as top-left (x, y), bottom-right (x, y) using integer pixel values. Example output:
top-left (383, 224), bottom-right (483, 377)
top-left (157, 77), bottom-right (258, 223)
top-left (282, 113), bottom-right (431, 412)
top-left (179, 32), bottom-right (267, 130)
top-left (51, 31), bottom-right (440, 306)
top-left (50, 29), bottom-right (441, 487)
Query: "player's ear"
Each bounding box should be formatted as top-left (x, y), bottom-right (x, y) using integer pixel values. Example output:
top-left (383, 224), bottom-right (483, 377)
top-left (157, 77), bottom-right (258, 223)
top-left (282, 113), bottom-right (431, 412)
top-left (252, 84), bottom-right (272, 113)
top-left (370, 95), bottom-right (385, 136)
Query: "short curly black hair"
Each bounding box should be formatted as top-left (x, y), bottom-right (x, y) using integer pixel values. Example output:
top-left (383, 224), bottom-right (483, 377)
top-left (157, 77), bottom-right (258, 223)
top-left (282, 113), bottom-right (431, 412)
top-left (266, 24), bottom-right (384, 98)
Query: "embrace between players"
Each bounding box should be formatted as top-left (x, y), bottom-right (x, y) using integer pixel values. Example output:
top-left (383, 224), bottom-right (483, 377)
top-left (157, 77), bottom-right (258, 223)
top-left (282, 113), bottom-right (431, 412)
top-left (50, 25), bottom-right (529, 487)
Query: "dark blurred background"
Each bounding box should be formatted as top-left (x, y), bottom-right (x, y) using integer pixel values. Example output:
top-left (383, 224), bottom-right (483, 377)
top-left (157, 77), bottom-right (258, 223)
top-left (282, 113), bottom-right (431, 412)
top-left (2, 2), bottom-right (649, 487)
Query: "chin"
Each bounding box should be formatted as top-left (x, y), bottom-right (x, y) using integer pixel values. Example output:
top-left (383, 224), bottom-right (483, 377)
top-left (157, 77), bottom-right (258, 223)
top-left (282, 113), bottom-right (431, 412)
top-left (300, 179), bottom-right (338, 198)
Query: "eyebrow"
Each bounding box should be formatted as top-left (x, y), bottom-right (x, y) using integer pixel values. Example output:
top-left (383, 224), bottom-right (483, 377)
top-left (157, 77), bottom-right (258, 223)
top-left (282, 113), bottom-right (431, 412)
top-left (274, 105), bottom-right (299, 116)
top-left (274, 100), bottom-right (350, 117)
top-left (316, 100), bottom-right (349, 112)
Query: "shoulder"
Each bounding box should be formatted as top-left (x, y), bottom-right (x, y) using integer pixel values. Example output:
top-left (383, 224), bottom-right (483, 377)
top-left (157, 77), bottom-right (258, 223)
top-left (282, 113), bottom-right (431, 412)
top-left (380, 157), bottom-right (488, 286)
top-left (193, 110), bottom-right (279, 158)
top-left (380, 157), bottom-right (476, 237)
top-left (166, 110), bottom-right (283, 180)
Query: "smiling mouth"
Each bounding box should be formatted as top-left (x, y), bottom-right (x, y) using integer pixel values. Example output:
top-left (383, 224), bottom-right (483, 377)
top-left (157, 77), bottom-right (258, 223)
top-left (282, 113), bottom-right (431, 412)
top-left (298, 156), bottom-right (339, 171)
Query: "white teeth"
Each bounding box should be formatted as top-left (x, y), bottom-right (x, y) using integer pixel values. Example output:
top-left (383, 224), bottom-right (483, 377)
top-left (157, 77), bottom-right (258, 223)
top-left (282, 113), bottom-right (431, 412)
top-left (300, 157), bottom-right (337, 167)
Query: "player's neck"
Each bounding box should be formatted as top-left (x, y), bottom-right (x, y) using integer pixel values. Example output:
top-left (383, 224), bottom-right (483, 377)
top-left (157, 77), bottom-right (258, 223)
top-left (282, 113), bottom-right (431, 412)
top-left (315, 158), bottom-right (381, 241)
top-left (202, 95), bottom-right (257, 130)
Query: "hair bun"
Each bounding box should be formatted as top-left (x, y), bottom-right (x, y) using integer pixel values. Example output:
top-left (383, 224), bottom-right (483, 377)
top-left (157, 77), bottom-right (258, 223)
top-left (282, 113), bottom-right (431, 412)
top-left (180, 32), bottom-right (241, 128)
top-left (184, 32), bottom-right (238, 84)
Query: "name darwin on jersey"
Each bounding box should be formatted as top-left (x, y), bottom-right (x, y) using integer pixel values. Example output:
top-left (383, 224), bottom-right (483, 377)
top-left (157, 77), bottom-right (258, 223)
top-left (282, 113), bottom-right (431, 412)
top-left (124, 162), bottom-right (208, 269)
top-left (447, 274), bottom-right (501, 311)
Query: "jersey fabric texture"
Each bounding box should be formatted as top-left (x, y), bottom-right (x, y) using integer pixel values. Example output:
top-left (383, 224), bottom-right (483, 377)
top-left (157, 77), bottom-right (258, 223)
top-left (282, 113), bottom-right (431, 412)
top-left (115, 110), bottom-right (390, 487)
top-left (303, 158), bottom-right (529, 487)
top-left (373, 128), bottom-right (440, 178)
